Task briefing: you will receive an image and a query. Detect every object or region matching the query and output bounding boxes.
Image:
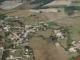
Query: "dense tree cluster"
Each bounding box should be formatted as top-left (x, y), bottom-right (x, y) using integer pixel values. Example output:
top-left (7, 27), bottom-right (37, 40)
top-left (0, 13), bottom-right (6, 20)
top-left (31, 0), bottom-right (54, 9)
top-left (64, 6), bottom-right (80, 16)
top-left (64, 7), bottom-right (74, 16)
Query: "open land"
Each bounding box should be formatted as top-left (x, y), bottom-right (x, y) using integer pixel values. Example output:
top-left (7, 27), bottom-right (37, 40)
top-left (0, 0), bottom-right (80, 60)
top-left (0, 1), bottom-right (23, 10)
top-left (29, 37), bottom-right (62, 60)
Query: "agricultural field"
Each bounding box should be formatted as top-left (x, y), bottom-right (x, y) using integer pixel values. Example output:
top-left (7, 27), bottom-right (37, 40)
top-left (14, 1), bottom-right (39, 10)
top-left (1, 0), bottom-right (80, 60)
top-left (6, 10), bottom-right (32, 17)
top-left (0, 1), bottom-right (23, 10)
top-left (44, 0), bottom-right (70, 7)
top-left (29, 37), bottom-right (62, 60)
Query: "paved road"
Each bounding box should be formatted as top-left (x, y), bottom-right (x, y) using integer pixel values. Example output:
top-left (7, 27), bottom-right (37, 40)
top-left (55, 43), bottom-right (69, 60)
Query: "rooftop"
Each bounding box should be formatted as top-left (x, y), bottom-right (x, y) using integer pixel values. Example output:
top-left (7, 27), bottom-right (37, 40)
top-left (0, 50), bottom-right (3, 58)
top-left (77, 57), bottom-right (80, 60)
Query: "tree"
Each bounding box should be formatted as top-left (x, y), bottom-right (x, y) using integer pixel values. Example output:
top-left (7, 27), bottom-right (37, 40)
top-left (0, 13), bottom-right (6, 20)
top-left (50, 35), bottom-right (57, 43)
top-left (64, 7), bottom-right (74, 16)
top-left (69, 56), bottom-right (76, 60)
top-left (31, 0), bottom-right (54, 5)
top-left (77, 49), bottom-right (80, 55)
top-left (0, 35), bottom-right (3, 41)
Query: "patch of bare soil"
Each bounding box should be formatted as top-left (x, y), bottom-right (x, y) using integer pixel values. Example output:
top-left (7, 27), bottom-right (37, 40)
top-left (29, 37), bottom-right (62, 60)
top-left (7, 10), bottom-right (32, 17)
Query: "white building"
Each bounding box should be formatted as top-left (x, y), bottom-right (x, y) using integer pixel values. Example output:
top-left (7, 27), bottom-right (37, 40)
top-left (69, 47), bottom-right (77, 52)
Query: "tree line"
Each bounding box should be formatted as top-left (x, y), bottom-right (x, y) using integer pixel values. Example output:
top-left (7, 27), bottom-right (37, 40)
top-left (30, 0), bottom-right (54, 9)
top-left (31, 0), bottom-right (53, 4)
top-left (64, 6), bottom-right (80, 16)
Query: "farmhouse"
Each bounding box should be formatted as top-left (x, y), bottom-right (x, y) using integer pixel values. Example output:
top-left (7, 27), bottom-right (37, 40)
top-left (69, 47), bottom-right (77, 52)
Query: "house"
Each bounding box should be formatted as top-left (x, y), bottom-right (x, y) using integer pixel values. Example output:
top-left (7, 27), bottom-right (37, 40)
top-left (77, 57), bottom-right (80, 60)
top-left (3, 26), bottom-right (10, 32)
top-left (6, 55), bottom-right (14, 60)
top-left (24, 46), bottom-right (34, 57)
top-left (6, 49), bottom-right (23, 60)
top-left (24, 30), bottom-right (31, 37)
top-left (71, 41), bottom-right (76, 44)
top-left (18, 38), bottom-right (23, 44)
top-left (0, 47), bottom-right (4, 58)
top-left (69, 47), bottom-right (77, 52)
top-left (54, 30), bottom-right (64, 39)
top-left (25, 25), bottom-right (29, 30)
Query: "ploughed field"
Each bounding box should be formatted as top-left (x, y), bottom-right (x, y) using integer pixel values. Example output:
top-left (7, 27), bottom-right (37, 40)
top-left (29, 36), bottom-right (62, 60)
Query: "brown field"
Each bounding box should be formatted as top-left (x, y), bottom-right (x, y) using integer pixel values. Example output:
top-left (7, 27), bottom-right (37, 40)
top-left (29, 37), bottom-right (62, 60)
top-left (14, 1), bottom-right (39, 10)
top-left (7, 10), bottom-right (32, 17)
top-left (43, 12), bottom-right (80, 25)
top-left (34, 29), bottom-right (52, 38)
top-left (0, 1), bottom-right (23, 10)
top-left (58, 39), bottom-right (68, 48)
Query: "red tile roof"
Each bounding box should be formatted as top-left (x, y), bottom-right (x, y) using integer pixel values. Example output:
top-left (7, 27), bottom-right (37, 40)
top-left (77, 57), bottom-right (80, 60)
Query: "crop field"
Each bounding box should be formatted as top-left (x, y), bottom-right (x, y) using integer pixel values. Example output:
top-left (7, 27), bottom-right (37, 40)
top-left (0, 1), bottom-right (23, 10)
top-left (7, 10), bottom-right (32, 17)
top-left (14, 1), bottom-right (39, 10)
top-left (44, 0), bottom-right (70, 7)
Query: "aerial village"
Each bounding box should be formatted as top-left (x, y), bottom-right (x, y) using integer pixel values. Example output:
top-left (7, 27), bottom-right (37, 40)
top-left (0, 14), bottom-right (80, 60)
top-left (0, 0), bottom-right (80, 60)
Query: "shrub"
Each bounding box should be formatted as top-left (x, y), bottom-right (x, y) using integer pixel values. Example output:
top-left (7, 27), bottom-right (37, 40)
top-left (47, 22), bottom-right (58, 26)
